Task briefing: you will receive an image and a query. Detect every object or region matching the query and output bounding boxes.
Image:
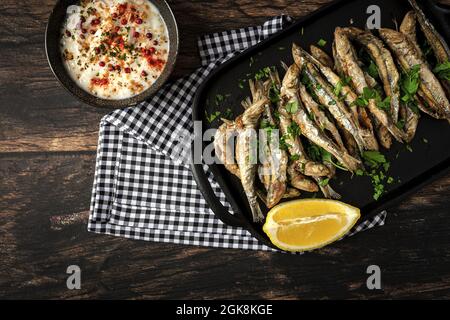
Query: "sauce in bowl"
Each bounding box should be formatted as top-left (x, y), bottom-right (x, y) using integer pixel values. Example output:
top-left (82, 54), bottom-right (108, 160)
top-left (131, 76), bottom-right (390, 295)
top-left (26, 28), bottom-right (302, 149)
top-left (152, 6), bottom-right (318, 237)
top-left (60, 0), bottom-right (169, 100)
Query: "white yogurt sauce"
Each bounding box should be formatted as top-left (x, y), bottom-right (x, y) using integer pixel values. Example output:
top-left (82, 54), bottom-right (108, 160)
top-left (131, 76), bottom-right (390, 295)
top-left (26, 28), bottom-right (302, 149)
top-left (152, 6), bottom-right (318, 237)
top-left (60, 0), bottom-right (169, 100)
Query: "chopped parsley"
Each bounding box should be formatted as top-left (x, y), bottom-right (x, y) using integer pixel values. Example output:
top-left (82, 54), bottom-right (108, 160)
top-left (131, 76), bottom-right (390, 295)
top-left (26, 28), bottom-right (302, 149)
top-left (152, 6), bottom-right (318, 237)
top-left (367, 60), bottom-right (379, 79)
top-left (396, 119), bottom-right (405, 129)
top-left (400, 64), bottom-right (421, 114)
top-left (319, 178), bottom-right (330, 187)
top-left (205, 111), bottom-right (221, 124)
top-left (354, 87), bottom-right (391, 111)
top-left (287, 122), bottom-right (301, 138)
top-left (306, 144), bottom-right (346, 171)
top-left (317, 39), bottom-right (327, 47)
top-left (279, 135), bottom-right (292, 151)
top-left (268, 83), bottom-right (281, 103)
top-left (223, 108), bottom-right (233, 119)
top-left (433, 61), bottom-right (450, 81)
top-left (360, 151), bottom-right (392, 200)
top-left (215, 94), bottom-right (226, 106)
top-left (254, 66), bottom-right (273, 81)
top-left (285, 100), bottom-right (299, 114)
top-left (333, 77), bottom-right (352, 99)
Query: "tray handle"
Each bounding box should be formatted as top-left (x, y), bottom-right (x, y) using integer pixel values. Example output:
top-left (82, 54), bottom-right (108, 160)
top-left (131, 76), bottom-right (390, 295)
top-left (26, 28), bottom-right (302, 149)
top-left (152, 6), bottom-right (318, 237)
top-left (190, 160), bottom-right (246, 228)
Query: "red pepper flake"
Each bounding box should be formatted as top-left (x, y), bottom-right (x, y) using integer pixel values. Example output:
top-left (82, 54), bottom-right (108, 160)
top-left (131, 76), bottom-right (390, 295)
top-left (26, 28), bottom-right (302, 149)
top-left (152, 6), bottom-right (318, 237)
top-left (112, 12), bottom-right (118, 19)
top-left (95, 47), bottom-right (100, 54)
top-left (65, 30), bottom-right (71, 37)
top-left (82, 28), bottom-right (87, 34)
top-left (99, 61), bottom-right (105, 67)
top-left (115, 26), bottom-right (121, 32)
top-left (135, 18), bottom-right (143, 25)
top-left (133, 31), bottom-right (140, 38)
top-left (90, 29), bottom-right (96, 35)
top-left (147, 57), bottom-right (166, 70)
top-left (124, 67), bottom-right (131, 73)
top-left (121, 18), bottom-right (128, 25)
top-left (146, 32), bottom-right (153, 39)
top-left (108, 64), bottom-right (115, 72)
top-left (141, 70), bottom-right (147, 77)
top-left (115, 65), bottom-right (121, 72)
top-left (143, 47), bottom-right (155, 56)
top-left (80, 16), bottom-right (86, 23)
top-left (91, 18), bottom-right (100, 26)
top-left (153, 40), bottom-right (159, 46)
top-left (118, 4), bottom-right (127, 15)
top-left (91, 77), bottom-right (109, 86)
top-left (80, 34), bottom-right (85, 39)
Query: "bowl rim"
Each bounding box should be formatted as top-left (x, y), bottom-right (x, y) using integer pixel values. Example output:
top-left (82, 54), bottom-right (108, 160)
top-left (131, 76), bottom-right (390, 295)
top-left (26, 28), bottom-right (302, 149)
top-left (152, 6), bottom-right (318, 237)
top-left (45, 0), bottom-right (179, 109)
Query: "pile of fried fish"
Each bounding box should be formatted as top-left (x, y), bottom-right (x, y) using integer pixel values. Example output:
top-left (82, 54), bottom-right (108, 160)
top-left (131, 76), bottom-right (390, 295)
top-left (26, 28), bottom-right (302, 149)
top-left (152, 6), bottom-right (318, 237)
top-left (214, 0), bottom-right (450, 223)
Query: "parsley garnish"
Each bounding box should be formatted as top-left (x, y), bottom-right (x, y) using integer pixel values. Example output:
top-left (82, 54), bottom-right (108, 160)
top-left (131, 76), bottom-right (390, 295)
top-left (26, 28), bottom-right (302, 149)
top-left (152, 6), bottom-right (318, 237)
top-left (433, 61), bottom-right (450, 81)
top-left (205, 111), bottom-right (221, 123)
top-left (268, 83), bottom-right (280, 103)
top-left (360, 151), bottom-right (392, 200)
top-left (280, 135), bottom-right (292, 151)
top-left (285, 101), bottom-right (299, 114)
top-left (317, 39), bottom-right (327, 47)
top-left (255, 67), bottom-right (273, 81)
top-left (287, 122), bottom-right (301, 138)
top-left (223, 108), bottom-right (233, 119)
top-left (400, 64), bottom-right (421, 114)
top-left (367, 60), bottom-right (379, 79)
top-left (319, 178), bottom-right (330, 187)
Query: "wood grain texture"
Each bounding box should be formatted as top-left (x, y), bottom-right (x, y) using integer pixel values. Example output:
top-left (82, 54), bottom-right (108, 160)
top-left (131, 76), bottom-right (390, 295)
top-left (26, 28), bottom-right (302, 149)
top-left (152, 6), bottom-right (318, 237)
top-left (1, 0), bottom-right (450, 300)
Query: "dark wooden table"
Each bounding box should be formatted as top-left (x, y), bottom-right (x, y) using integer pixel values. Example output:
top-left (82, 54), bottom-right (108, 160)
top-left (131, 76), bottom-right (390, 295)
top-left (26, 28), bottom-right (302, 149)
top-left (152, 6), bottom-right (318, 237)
top-left (1, 0), bottom-right (450, 300)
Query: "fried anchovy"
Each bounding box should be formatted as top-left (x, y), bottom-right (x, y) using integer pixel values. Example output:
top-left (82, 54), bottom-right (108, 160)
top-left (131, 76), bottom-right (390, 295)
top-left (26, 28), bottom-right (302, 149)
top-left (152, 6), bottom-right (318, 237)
top-left (235, 97), bottom-right (268, 223)
top-left (293, 44), bottom-right (371, 154)
top-left (397, 12), bottom-right (421, 141)
top-left (282, 63), bottom-right (361, 172)
top-left (379, 28), bottom-right (450, 120)
top-left (343, 27), bottom-right (402, 123)
top-left (400, 11), bottom-right (424, 59)
top-left (287, 163), bottom-right (319, 193)
top-left (298, 84), bottom-right (346, 151)
top-left (271, 69), bottom-right (330, 179)
top-left (334, 27), bottom-right (409, 142)
top-left (409, 0), bottom-right (450, 65)
top-left (214, 119), bottom-right (240, 177)
top-left (361, 70), bottom-right (393, 149)
top-left (400, 10), bottom-right (450, 103)
top-left (256, 187), bottom-right (302, 206)
top-left (299, 43), bottom-right (379, 151)
top-left (332, 43), bottom-right (381, 152)
top-left (274, 67), bottom-right (340, 199)
top-left (251, 79), bottom-right (288, 209)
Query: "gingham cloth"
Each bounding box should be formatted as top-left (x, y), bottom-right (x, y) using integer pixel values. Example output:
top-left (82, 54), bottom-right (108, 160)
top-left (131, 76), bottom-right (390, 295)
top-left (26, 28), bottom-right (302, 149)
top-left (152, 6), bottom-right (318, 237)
top-left (88, 16), bottom-right (387, 251)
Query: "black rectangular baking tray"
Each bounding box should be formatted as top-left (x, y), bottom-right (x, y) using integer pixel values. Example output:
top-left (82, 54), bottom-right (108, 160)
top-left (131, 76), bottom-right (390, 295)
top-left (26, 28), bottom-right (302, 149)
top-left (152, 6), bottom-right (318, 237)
top-left (191, 0), bottom-right (450, 250)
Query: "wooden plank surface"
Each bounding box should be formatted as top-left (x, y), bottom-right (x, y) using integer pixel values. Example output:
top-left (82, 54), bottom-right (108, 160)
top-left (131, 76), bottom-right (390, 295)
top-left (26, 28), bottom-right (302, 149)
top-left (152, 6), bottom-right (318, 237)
top-left (1, 0), bottom-right (450, 299)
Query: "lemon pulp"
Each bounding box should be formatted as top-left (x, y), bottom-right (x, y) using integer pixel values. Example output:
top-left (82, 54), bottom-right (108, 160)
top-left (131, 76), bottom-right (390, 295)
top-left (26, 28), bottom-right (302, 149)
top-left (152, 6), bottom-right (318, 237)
top-left (263, 199), bottom-right (360, 252)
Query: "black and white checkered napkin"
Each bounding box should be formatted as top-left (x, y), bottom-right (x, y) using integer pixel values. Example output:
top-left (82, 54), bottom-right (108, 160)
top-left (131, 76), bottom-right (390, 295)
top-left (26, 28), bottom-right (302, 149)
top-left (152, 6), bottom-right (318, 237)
top-left (88, 16), bottom-right (387, 251)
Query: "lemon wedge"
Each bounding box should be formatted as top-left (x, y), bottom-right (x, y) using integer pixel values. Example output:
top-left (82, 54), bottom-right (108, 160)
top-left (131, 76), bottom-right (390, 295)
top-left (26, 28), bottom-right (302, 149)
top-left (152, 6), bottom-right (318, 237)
top-left (263, 199), bottom-right (360, 252)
